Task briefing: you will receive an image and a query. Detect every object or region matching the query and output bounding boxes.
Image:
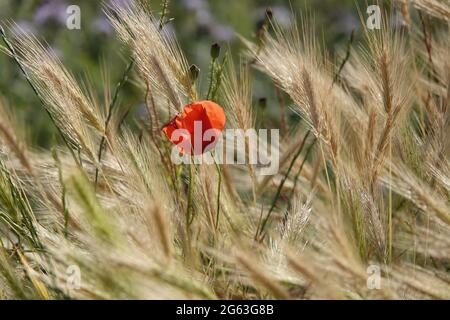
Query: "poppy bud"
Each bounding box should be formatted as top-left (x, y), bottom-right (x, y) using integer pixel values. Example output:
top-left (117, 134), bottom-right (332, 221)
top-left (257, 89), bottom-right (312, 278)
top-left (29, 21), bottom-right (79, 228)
top-left (189, 64), bottom-right (200, 82)
top-left (210, 43), bottom-right (221, 60)
top-left (265, 8), bottom-right (273, 20)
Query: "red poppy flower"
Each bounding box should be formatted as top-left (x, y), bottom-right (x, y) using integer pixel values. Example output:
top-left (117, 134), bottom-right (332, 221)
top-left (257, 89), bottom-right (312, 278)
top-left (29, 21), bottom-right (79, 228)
top-left (162, 100), bottom-right (226, 155)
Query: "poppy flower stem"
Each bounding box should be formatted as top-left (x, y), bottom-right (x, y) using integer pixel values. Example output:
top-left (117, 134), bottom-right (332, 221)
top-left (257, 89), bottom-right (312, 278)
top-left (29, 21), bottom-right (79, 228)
top-left (52, 149), bottom-right (69, 238)
top-left (186, 162), bottom-right (194, 227)
top-left (213, 156), bottom-right (222, 230)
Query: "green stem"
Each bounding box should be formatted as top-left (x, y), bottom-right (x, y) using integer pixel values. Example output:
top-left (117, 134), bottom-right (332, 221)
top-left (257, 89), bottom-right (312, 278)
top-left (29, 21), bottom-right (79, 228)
top-left (95, 58), bottom-right (135, 188)
top-left (214, 159), bottom-right (222, 230)
top-left (186, 162), bottom-right (194, 227)
top-left (284, 138), bottom-right (317, 222)
top-left (159, 0), bottom-right (170, 30)
top-left (52, 149), bottom-right (69, 238)
top-left (288, 138), bottom-right (317, 200)
top-left (258, 130), bottom-right (311, 241)
top-left (333, 29), bottom-right (354, 86)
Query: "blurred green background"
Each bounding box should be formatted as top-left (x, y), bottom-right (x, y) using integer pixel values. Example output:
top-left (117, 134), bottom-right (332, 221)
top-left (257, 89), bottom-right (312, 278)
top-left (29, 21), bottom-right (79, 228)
top-left (0, 0), bottom-right (359, 148)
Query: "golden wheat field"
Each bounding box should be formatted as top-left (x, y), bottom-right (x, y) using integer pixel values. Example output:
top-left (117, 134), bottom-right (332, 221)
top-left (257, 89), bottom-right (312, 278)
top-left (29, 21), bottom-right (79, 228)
top-left (0, 0), bottom-right (449, 301)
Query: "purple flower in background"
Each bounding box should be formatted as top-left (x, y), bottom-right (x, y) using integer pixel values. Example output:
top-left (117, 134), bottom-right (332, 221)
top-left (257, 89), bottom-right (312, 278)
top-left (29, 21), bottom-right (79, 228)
top-left (92, 17), bottom-right (114, 34)
top-left (196, 9), bottom-right (212, 27)
top-left (136, 103), bottom-right (148, 120)
top-left (182, 0), bottom-right (206, 11)
top-left (210, 24), bottom-right (235, 42)
top-left (34, 0), bottom-right (67, 25)
top-left (333, 9), bottom-right (359, 33)
top-left (272, 6), bottom-right (293, 28)
top-left (181, 0), bottom-right (235, 42)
